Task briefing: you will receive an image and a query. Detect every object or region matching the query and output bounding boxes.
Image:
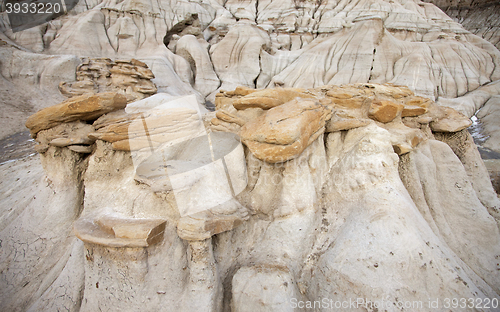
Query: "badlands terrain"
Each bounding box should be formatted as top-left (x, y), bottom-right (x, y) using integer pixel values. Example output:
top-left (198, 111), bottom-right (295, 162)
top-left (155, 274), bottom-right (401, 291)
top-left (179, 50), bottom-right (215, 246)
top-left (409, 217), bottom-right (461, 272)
top-left (1, 0), bottom-right (500, 311)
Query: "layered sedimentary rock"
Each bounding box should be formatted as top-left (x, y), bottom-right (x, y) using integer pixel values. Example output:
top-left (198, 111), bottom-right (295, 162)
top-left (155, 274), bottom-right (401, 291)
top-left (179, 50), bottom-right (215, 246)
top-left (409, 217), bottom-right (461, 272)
top-left (212, 83), bottom-right (471, 162)
top-left (59, 58), bottom-right (157, 102)
top-left (2, 0), bottom-right (500, 104)
top-left (2, 0), bottom-right (500, 150)
top-left (425, 0), bottom-right (500, 49)
top-left (2, 84), bottom-right (500, 311)
top-left (25, 92), bottom-right (127, 137)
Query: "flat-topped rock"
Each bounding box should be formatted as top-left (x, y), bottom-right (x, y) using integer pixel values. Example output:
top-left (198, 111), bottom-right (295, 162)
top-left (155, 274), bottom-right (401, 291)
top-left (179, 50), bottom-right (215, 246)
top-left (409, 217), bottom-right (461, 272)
top-left (233, 88), bottom-right (312, 110)
top-left (368, 99), bottom-right (404, 123)
top-left (326, 115), bottom-right (372, 132)
top-left (74, 214), bottom-right (167, 248)
top-left (89, 94), bottom-right (207, 151)
top-left (402, 96), bottom-right (431, 117)
top-left (212, 83), bottom-right (473, 163)
top-left (90, 107), bottom-right (204, 151)
top-left (177, 198), bottom-right (249, 241)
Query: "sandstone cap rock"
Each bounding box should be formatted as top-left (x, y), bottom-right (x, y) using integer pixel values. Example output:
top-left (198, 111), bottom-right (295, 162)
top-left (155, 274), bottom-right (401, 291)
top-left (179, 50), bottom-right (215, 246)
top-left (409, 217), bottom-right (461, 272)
top-left (25, 92), bottom-right (127, 137)
top-left (240, 98), bottom-right (332, 163)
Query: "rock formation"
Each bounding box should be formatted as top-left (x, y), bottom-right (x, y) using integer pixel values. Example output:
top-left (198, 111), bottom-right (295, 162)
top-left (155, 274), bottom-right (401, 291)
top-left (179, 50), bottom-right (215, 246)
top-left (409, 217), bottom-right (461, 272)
top-left (0, 82), bottom-right (498, 311)
top-left (0, 0), bottom-right (499, 142)
top-left (1, 0), bottom-right (499, 159)
top-left (1, 0), bottom-right (500, 310)
top-left (59, 58), bottom-right (157, 102)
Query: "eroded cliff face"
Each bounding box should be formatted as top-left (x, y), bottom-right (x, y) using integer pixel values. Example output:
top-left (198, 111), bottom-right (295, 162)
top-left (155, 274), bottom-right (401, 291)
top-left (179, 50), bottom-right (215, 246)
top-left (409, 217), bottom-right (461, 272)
top-left (1, 82), bottom-right (499, 311)
top-left (424, 0), bottom-right (500, 50)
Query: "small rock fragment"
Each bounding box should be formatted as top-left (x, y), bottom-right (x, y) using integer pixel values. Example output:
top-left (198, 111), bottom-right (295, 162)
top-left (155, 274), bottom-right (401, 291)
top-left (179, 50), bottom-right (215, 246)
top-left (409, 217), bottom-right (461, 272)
top-left (68, 145), bottom-right (93, 153)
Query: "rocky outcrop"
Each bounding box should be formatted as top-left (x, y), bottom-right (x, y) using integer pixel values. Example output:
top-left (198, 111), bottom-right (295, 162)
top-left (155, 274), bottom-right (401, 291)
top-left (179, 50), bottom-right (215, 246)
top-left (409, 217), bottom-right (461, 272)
top-left (239, 98), bottom-right (332, 163)
top-left (212, 83), bottom-right (471, 162)
top-left (25, 89), bottom-right (208, 155)
top-left (2, 0), bottom-right (500, 158)
top-left (5, 84), bottom-right (500, 311)
top-left (2, 0), bottom-right (500, 310)
top-left (74, 213), bottom-right (167, 247)
top-left (2, 0), bottom-right (499, 106)
top-left (90, 93), bottom-right (207, 151)
top-left (59, 58), bottom-right (157, 102)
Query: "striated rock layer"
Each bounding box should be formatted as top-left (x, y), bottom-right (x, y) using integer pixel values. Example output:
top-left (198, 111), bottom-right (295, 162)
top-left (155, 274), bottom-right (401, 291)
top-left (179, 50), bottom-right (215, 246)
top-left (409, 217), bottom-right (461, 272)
top-left (425, 0), bottom-right (500, 50)
top-left (1, 0), bottom-right (500, 161)
top-left (1, 0), bottom-right (500, 103)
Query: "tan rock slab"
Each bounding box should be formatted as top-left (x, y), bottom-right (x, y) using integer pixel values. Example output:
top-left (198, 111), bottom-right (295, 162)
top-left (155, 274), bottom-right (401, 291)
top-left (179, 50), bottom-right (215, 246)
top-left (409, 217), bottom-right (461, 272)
top-left (210, 117), bottom-right (242, 133)
top-left (402, 106), bottom-right (428, 117)
top-left (49, 137), bottom-right (95, 147)
top-left (89, 107), bottom-right (204, 151)
top-left (325, 85), bottom-right (368, 109)
top-left (402, 96), bottom-right (431, 117)
top-left (368, 99), bottom-right (404, 123)
top-left (233, 88), bottom-right (311, 110)
top-left (92, 109), bottom-right (141, 130)
top-left (215, 110), bottom-right (247, 126)
top-left (326, 115), bottom-right (371, 132)
top-left (26, 92), bottom-right (127, 137)
top-left (240, 98), bottom-right (332, 163)
top-left (68, 145), bottom-right (93, 153)
top-left (393, 143), bottom-right (413, 155)
top-left (223, 86), bottom-right (257, 97)
top-left (430, 106), bottom-right (472, 132)
top-left (74, 214), bottom-right (167, 247)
